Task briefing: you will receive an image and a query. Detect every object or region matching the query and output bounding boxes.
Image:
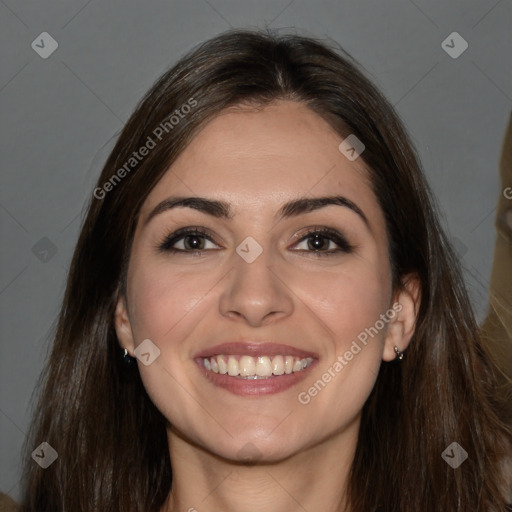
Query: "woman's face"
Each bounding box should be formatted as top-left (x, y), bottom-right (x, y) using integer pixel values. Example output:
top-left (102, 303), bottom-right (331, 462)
top-left (116, 100), bottom-right (413, 462)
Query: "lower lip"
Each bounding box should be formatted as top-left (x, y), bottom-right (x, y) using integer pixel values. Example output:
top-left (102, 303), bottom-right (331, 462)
top-left (194, 359), bottom-right (317, 396)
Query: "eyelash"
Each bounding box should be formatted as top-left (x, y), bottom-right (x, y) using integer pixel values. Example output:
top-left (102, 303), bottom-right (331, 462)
top-left (157, 226), bottom-right (354, 257)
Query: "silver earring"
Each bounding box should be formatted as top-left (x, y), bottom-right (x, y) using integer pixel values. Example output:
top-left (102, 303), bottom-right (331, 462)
top-left (121, 348), bottom-right (137, 367)
top-left (394, 346), bottom-right (404, 360)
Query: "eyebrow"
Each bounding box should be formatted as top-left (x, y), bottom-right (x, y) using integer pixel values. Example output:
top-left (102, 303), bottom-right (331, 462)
top-left (143, 195), bottom-right (370, 230)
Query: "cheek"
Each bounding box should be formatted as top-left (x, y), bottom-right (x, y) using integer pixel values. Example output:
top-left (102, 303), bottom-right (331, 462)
top-left (293, 255), bottom-right (391, 411)
top-left (125, 260), bottom-right (220, 435)
top-left (127, 260), bottom-right (216, 343)
top-left (299, 259), bottom-right (391, 353)
top-left (294, 269), bottom-right (389, 432)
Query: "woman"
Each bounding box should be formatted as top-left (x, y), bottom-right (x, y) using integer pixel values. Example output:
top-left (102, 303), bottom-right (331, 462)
top-left (480, 111), bottom-right (512, 394)
top-left (18, 30), bottom-right (512, 511)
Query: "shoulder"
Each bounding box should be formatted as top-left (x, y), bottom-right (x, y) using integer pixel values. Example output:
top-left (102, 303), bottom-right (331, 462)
top-left (0, 493), bottom-right (19, 512)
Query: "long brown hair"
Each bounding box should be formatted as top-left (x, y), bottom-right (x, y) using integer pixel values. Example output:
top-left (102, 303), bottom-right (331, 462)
top-left (19, 29), bottom-right (512, 511)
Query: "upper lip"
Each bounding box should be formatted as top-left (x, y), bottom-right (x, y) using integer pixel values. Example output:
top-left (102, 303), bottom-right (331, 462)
top-left (194, 341), bottom-right (318, 359)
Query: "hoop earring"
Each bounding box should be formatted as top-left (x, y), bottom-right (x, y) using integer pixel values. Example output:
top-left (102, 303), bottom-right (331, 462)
top-left (121, 348), bottom-right (137, 367)
top-left (394, 346), bottom-right (404, 361)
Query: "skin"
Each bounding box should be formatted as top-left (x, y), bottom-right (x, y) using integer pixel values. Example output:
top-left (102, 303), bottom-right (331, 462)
top-left (115, 100), bottom-right (421, 512)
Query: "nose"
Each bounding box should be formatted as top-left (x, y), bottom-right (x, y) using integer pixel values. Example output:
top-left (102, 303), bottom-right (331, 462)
top-left (218, 243), bottom-right (294, 327)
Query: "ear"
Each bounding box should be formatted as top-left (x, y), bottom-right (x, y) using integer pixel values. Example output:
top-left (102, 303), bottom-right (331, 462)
top-left (382, 273), bottom-right (421, 362)
top-left (114, 295), bottom-right (135, 356)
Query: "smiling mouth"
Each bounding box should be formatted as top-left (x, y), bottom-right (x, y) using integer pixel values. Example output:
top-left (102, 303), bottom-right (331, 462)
top-left (200, 354), bottom-right (314, 379)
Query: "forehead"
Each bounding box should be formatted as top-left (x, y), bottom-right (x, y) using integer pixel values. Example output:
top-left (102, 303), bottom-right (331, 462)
top-left (140, 100), bottom-right (378, 222)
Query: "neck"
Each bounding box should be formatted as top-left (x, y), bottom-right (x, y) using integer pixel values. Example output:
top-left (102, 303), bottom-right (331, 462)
top-left (161, 417), bottom-right (359, 512)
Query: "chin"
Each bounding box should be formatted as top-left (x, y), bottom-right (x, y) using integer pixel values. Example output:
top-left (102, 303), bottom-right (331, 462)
top-left (206, 433), bottom-right (307, 465)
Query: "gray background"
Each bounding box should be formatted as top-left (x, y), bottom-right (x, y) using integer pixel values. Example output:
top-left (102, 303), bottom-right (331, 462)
top-left (1, 0), bottom-right (511, 502)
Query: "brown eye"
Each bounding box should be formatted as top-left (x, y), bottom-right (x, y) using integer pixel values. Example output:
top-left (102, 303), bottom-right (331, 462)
top-left (159, 228), bottom-right (219, 253)
top-left (292, 227), bottom-right (354, 256)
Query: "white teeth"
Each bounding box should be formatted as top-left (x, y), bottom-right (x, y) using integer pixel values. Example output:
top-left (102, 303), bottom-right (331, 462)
top-left (285, 356), bottom-right (294, 374)
top-left (227, 356), bottom-right (238, 376)
top-left (239, 355), bottom-right (256, 376)
top-left (256, 356), bottom-right (272, 377)
top-left (218, 356), bottom-right (227, 374)
top-left (202, 355), bottom-right (314, 378)
top-left (271, 355), bottom-right (285, 375)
